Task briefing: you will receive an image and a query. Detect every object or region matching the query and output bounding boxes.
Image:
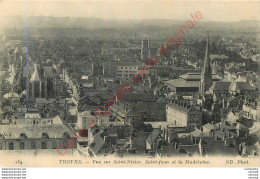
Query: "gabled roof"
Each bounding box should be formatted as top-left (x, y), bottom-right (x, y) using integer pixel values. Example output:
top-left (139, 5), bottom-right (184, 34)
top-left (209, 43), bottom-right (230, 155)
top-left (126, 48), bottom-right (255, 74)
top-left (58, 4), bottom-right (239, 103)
top-left (0, 123), bottom-right (74, 139)
top-left (236, 123), bottom-right (248, 130)
top-left (210, 81), bottom-right (255, 92)
top-left (79, 110), bottom-right (91, 117)
top-left (89, 130), bottom-right (107, 155)
top-left (179, 73), bottom-right (221, 81)
top-left (203, 123), bottom-right (215, 130)
top-left (167, 101), bottom-right (201, 114)
top-left (89, 135), bottom-right (106, 154)
top-left (227, 96), bottom-right (239, 103)
top-left (146, 129), bottom-right (160, 145)
top-left (191, 128), bottom-right (202, 137)
top-left (164, 78), bottom-right (199, 88)
top-left (229, 82), bottom-right (255, 92)
top-left (3, 92), bottom-right (20, 98)
top-left (200, 140), bottom-right (238, 156)
top-left (178, 144), bottom-right (201, 156)
top-left (30, 68), bottom-right (44, 82)
top-left (122, 93), bottom-right (155, 102)
top-left (210, 81), bottom-right (231, 91)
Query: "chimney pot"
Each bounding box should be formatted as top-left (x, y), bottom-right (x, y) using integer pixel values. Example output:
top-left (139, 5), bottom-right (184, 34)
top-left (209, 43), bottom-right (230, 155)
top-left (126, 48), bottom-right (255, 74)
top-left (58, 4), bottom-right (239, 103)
top-left (175, 143), bottom-right (178, 149)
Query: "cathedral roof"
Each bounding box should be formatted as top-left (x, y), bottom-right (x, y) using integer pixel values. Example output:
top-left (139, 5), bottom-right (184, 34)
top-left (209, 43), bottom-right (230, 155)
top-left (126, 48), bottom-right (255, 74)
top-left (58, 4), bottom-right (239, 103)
top-left (210, 81), bottom-right (255, 92)
top-left (30, 68), bottom-right (44, 82)
top-left (229, 82), bottom-right (254, 92)
top-left (210, 82), bottom-right (231, 91)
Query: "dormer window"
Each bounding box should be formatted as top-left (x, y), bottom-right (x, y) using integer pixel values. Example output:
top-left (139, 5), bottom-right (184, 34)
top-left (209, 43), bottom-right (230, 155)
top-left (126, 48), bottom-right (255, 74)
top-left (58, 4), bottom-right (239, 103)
top-left (20, 133), bottom-right (27, 139)
top-left (41, 132), bottom-right (49, 138)
top-left (63, 132), bottom-right (70, 138)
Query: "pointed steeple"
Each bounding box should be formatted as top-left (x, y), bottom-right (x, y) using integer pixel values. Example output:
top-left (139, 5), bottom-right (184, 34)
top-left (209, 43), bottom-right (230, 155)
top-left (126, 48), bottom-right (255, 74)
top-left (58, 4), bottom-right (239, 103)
top-left (199, 32), bottom-right (212, 94)
top-left (203, 32), bottom-right (211, 75)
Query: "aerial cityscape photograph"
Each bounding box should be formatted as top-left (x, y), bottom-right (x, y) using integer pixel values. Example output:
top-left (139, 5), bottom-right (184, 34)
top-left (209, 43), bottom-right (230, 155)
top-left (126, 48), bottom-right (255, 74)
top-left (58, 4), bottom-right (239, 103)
top-left (0, 0), bottom-right (259, 169)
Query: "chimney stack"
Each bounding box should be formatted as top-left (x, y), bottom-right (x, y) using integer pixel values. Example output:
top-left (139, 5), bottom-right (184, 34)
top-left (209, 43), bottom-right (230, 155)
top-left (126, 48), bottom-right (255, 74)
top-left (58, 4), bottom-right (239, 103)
top-left (175, 143), bottom-right (178, 149)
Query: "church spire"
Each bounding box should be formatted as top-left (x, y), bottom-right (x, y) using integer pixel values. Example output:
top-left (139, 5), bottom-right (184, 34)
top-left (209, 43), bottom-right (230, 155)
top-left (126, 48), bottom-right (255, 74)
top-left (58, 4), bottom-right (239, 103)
top-left (199, 32), bottom-right (212, 94)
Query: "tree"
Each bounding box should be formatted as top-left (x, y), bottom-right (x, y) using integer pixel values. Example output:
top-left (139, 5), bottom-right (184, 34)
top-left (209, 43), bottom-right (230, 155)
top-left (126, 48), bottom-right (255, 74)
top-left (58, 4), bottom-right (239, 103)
top-left (144, 123), bottom-right (153, 132)
top-left (131, 119), bottom-right (146, 131)
top-left (131, 119), bottom-right (154, 132)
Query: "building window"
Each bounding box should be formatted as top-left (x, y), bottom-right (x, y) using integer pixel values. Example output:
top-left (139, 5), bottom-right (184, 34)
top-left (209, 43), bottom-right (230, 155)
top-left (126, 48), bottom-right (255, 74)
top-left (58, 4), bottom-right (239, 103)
top-left (31, 142), bottom-right (36, 149)
top-left (9, 142), bottom-right (14, 150)
top-left (20, 142), bottom-right (25, 150)
top-left (42, 142), bottom-right (47, 149)
top-left (52, 142), bottom-right (57, 149)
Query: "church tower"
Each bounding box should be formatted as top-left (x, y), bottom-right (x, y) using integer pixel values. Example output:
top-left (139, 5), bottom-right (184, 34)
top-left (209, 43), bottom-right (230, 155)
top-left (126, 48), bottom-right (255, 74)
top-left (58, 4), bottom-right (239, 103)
top-left (199, 32), bottom-right (212, 94)
top-left (141, 35), bottom-right (150, 60)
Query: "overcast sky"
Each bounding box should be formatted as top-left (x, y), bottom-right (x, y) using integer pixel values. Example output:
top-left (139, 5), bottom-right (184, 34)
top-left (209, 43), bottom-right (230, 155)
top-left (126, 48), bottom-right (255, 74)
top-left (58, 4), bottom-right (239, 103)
top-left (0, 0), bottom-right (259, 22)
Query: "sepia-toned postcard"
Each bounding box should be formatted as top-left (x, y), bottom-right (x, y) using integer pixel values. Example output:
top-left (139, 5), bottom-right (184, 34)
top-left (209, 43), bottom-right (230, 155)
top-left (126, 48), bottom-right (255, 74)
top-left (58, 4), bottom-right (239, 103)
top-left (0, 0), bottom-right (259, 168)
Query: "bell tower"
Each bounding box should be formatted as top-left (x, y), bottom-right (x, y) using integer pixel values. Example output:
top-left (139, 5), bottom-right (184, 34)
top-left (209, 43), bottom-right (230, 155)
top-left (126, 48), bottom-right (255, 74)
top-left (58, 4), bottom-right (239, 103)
top-left (199, 32), bottom-right (212, 94)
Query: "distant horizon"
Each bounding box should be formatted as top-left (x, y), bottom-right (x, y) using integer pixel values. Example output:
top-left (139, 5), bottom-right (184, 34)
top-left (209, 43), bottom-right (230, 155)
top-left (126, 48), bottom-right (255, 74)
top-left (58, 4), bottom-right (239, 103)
top-left (2, 15), bottom-right (260, 23)
top-left (0, 0), bottom-right (259, 23)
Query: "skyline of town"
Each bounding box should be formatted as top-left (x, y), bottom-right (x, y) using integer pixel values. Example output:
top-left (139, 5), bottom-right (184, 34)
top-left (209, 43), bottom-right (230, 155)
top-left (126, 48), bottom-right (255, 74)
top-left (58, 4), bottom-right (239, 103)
top-left (0, 0), bottom-right (259, 168)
